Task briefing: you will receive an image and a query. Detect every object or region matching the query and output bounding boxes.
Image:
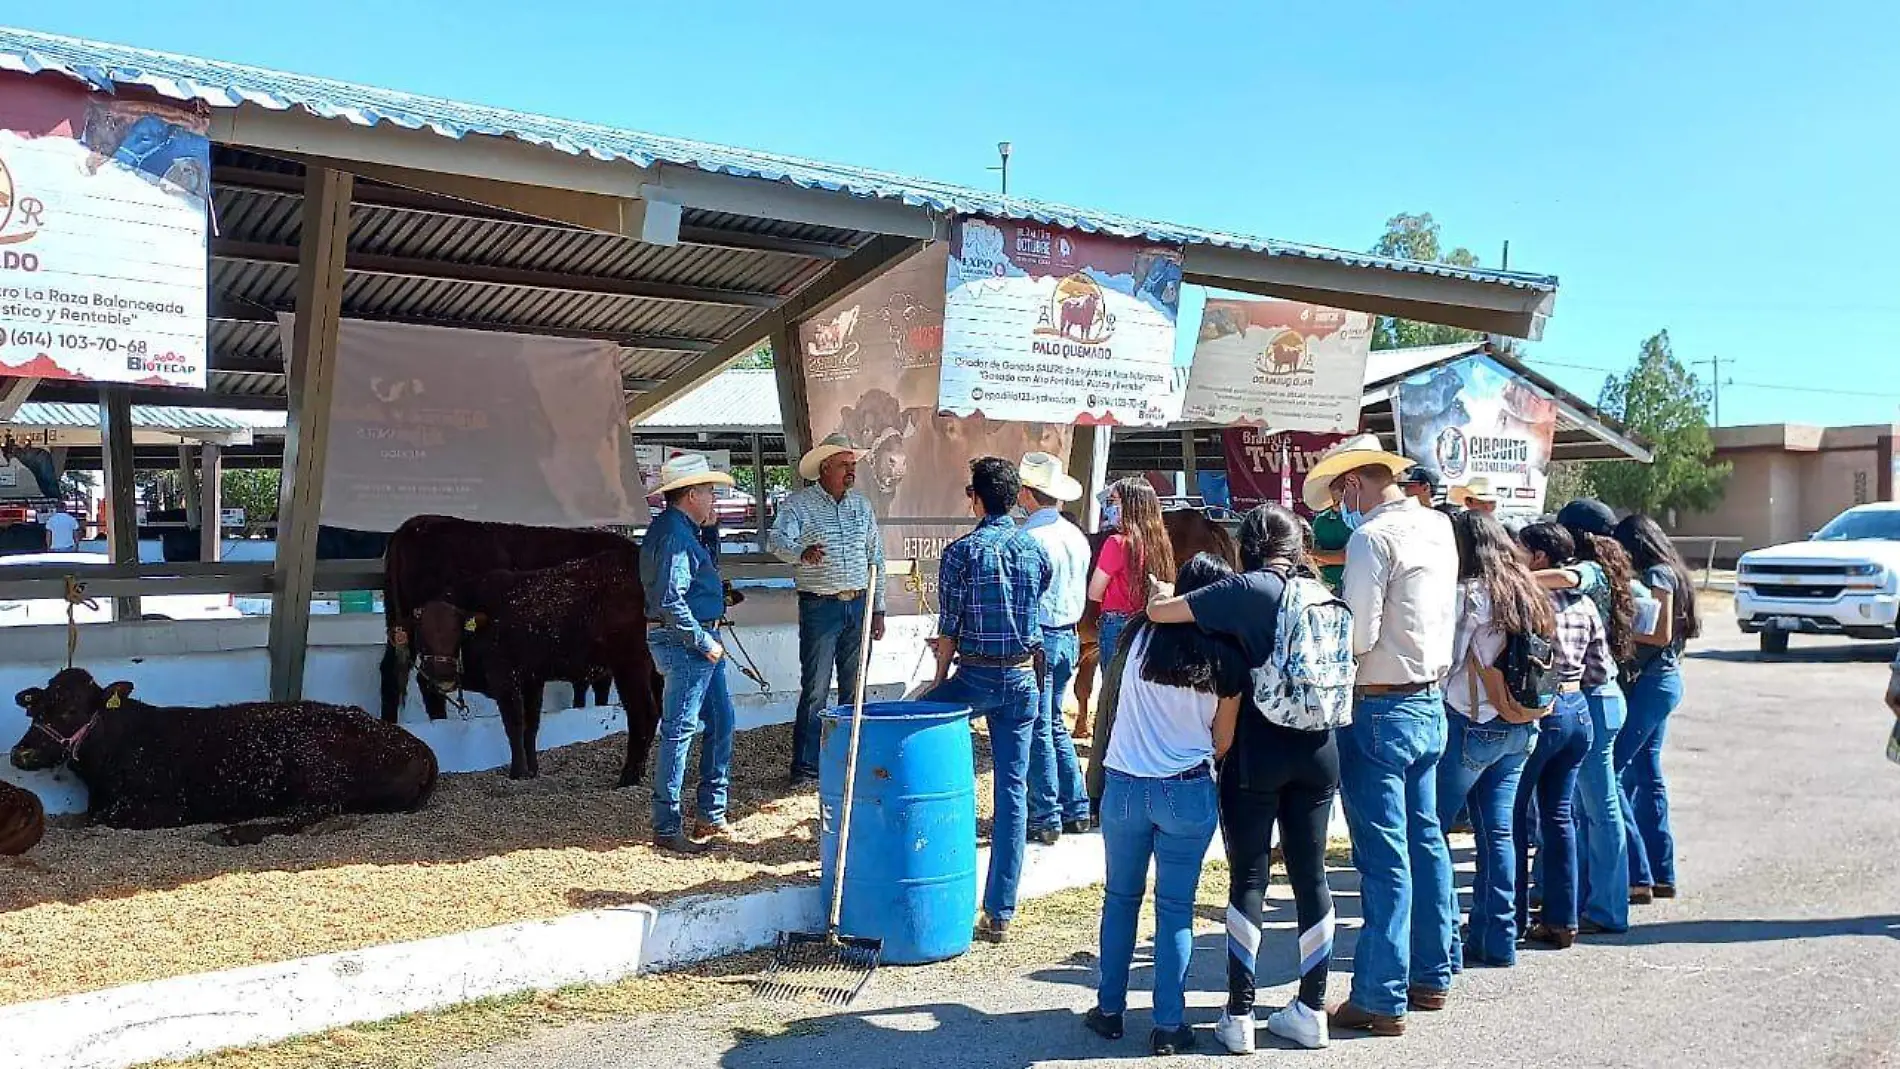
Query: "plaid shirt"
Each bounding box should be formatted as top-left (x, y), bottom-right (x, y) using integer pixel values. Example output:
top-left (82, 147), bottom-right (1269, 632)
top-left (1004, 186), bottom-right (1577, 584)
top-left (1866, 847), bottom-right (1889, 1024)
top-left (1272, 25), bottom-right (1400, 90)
top-left (937, 514), bottom-right (1052, 659)
top-left (1551, 588), bottom-right (1610, 687)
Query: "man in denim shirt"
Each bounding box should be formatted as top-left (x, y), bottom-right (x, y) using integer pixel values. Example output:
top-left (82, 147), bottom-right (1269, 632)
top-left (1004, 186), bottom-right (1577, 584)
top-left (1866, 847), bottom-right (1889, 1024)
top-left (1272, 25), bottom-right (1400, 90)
top-left (641, 454), bottom-right (739, 854)
top-left (931, 456), bottom-right (1052, 943)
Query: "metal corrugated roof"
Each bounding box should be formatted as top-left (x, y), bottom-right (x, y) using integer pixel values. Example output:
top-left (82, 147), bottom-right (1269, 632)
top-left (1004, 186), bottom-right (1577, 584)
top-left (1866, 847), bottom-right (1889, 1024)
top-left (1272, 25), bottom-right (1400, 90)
top-left (637, 369), bottom-right (781, 430)
top-left (0, 26), bottom-right (1555, 295)
top-left (8, 403), bottom-right (287, 431)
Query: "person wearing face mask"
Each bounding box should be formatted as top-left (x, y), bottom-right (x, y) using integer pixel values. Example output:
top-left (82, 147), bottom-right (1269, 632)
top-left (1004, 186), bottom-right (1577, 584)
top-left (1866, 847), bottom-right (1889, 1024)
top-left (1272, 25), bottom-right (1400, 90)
top-left (1302, 434), bottom-right (1459, 1037)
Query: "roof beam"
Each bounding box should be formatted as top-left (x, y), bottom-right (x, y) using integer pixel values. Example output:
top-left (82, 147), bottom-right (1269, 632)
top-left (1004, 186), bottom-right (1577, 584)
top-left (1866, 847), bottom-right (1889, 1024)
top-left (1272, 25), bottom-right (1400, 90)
top-left (647, 163), bottom-right (943, 242)
top-left (209, 303), bottom-right (722, 353)
top-left (627, 234), bottom-right (928, 421)
top-left (27, 380), bottom-right (303, 412)
top-left (212, 239), bottom-right (782, 308)
top-left (1182, 246), bottom-right (1557, 341)
top-left (0, 376), bottom-right (36, 420)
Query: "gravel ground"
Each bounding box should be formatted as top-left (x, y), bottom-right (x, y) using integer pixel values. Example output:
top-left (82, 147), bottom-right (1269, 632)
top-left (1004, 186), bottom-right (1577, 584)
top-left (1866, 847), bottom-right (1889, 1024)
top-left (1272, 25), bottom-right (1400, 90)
top-left (446, 611), bottom-right (1900, 1069)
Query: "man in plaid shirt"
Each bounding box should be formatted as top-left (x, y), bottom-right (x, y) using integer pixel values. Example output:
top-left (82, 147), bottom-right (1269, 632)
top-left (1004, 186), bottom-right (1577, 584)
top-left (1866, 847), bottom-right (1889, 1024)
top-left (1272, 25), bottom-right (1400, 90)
top-left (931, 456), bottom-right (1052, 943)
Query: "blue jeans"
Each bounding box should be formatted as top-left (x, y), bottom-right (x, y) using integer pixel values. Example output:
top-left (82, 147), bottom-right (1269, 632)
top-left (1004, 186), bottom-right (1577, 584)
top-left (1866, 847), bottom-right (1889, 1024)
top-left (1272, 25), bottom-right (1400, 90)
top-left (929, 664), bottom-right (1039, 921)
top-left (1096, 768), bottom-right (1219, 1030)
top-left (1576, 682), bottom-right (1630, 930)
top-left (1029, 627), bottom-right (1090, 828)
top-left (1617, 667), bottom-right (1683, 888)
top-left (1514, 693), bottom-right (1592, 930)
top-left (1436, 712), bottom-right (1536, 968)
top-left (648, 633), bottom-right (737, 837)
top-left (1097, 611), bottom-right (1132, 678)
top-left (1337, 688), bottom-right (1454, 1015)
top-left (790, 592), bottom-right (866, 777)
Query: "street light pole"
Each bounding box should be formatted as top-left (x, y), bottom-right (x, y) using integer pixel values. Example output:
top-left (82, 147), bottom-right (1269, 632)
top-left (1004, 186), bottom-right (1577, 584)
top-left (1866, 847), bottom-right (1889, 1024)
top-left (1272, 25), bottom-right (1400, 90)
top-left (989, 141), bottom-right (1012, 195)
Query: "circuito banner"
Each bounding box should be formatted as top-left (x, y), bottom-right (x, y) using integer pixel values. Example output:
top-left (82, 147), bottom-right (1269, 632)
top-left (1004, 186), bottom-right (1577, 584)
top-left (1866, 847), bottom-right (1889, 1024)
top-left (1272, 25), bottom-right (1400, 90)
top-left (0, 71), bottom-right (209, 389)
top-left (937, 216), bottom-right (1183, 426)
top-left (1393, 354), bottom-right (1557, 519)
top-left (801, 243), bottom-right (1073, 613)
top-left (1222, 428), bottom-right (1349, 517)
top-left (1182, 298), bottom-right (1371, 432)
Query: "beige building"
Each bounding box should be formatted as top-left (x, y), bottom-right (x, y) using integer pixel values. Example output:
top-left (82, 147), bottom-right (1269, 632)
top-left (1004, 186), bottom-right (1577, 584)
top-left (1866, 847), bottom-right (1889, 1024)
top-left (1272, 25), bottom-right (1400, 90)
top-left (1671, 423), bottom-right (1900, 555)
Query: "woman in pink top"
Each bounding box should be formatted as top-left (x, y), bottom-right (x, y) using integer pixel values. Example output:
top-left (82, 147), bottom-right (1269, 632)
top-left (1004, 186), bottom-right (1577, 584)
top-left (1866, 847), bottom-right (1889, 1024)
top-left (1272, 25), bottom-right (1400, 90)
top-left (1088, 479), bottom-right (1174, 680)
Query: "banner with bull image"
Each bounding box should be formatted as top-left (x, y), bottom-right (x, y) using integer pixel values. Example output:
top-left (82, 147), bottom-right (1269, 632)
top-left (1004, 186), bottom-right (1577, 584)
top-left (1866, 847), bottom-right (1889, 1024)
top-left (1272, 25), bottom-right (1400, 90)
top-left (0, 71), bottom-right (210, 389)
top-left (1393, 354), bottom-right (1558, 520)
top-left (290, 316), bottom-right (652, 532)
top-left (1182, 298), bottom-right (1372, 433)
top-left (799, 243), bottom-right (1073, 615)
top-left (1222, 428), bottom-right (1349, 517)
top-left (936, 216), bottom-right (1185, 427)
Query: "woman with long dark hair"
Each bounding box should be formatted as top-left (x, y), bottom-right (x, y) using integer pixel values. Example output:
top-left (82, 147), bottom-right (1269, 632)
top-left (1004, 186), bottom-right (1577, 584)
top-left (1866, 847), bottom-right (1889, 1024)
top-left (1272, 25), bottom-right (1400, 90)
top-left (1513, 522), bottom-right (1606, 948)
top-left (1089, 478), bottom-right (1175, 681)
top-left (1086, 552), bottom-right (1245, 1057)
top-left (1440, 510), bottom-right (1554, 966)
top-left (1143, 505), bottom-right (1340, 1053)
top-left (1614, 512), bottom-right (1699, 902)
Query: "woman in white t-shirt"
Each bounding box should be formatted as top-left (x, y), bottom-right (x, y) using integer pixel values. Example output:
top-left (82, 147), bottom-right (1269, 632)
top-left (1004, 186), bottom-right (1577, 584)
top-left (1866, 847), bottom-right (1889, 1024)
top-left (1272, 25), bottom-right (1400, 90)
top-left (1437, 510), bottom-right (1555, 968)
top-left (1085, 553), bottom-right (1246, 1057)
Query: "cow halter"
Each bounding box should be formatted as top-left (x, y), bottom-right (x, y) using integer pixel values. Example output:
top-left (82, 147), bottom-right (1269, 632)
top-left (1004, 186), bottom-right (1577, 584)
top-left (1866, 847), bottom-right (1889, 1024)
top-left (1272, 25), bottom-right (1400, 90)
top-left (418, 651), bottom-right (473, 719)
top-left (35, 713), bottom-right (100, 762)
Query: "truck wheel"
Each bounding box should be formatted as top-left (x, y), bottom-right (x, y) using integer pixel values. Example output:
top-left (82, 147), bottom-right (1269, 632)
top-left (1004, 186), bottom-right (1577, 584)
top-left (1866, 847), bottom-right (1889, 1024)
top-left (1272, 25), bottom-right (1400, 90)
top-left (1759, 630), bottom-right (1790, 655)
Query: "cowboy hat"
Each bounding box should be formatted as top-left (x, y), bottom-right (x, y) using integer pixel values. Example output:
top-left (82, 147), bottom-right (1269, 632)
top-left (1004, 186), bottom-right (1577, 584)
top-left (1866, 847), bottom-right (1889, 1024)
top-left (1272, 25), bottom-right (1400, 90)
top-left (797, 432), bottom-right (861, 482)
top-left (1302, 433), bottom-right (1416, 513)
top-left (654, 452), bottom-right (735, 495)
top-left (1453, 477), bottom-right (1500, 506)
top-left (1018, 451), bottom-right (1082, 502)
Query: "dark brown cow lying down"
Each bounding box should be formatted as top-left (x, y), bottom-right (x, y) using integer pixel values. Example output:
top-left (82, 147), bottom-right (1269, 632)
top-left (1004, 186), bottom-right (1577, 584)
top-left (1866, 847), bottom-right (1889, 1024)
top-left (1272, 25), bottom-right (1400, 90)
top-left (10, 669), bottom-right (437, 842)
top-left (0, 779), bottom-right (43, 855)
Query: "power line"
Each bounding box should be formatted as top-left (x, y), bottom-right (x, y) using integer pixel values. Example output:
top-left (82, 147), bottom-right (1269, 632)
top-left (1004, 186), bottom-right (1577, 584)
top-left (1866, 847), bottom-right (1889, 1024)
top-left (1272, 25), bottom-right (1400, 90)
top-left (1519, 355), bottom-right (1900, 402)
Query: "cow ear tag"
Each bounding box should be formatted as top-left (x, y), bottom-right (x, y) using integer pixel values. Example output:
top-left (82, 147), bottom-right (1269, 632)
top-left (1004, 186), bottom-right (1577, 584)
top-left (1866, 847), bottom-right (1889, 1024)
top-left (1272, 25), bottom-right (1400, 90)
top-left (105, 694), bottom-right (122, 710)
top-left (464, 619), bottom-right (479, 632)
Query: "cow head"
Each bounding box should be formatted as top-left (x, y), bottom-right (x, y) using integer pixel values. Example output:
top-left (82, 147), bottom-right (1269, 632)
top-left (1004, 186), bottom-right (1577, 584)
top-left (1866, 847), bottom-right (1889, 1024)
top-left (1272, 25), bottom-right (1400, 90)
top-left (412, 600), bottom-right (482, 695)
top-left (863, 408), bottom-right (924, 495)
top-left (11, 668), bottom-right (127, 770)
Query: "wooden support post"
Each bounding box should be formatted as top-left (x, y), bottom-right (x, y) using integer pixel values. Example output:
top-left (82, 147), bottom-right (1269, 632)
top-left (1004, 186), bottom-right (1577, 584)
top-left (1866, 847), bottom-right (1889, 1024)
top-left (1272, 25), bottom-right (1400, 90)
top-left (750, 432), bottom-right (769, 536)
top-left (199, 442), bottom-right (223, 564)
top-left (1065, 426), bottom-right (1113, 532)
top-left (1180, 430), bottom-right (1199, 497)
top-left (268, 168), bottom-right (352, 702)
top-left (97, 387), bottom-right (140, 621)
top-left (179, 444), bottom-right (201, 528)
top-left (771, 322), bottom-right (812, 486)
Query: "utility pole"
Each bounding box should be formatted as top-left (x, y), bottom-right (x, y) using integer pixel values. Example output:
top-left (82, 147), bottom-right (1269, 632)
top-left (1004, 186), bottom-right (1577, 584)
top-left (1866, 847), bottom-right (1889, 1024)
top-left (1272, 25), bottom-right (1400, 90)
top-left (1693, 355), bottom-right (1727, 427)
top-left (988, 141), bottom-right (1012, 195)
top-left (1500, 239), bottom-right (1510, 271)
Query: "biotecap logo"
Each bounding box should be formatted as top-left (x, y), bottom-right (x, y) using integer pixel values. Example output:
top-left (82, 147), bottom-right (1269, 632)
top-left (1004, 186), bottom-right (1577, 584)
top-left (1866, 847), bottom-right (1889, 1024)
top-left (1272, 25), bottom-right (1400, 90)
top-left (370, 377), bottom-right (425, 404)
top-left (0, 156), bottom-right (46, 247)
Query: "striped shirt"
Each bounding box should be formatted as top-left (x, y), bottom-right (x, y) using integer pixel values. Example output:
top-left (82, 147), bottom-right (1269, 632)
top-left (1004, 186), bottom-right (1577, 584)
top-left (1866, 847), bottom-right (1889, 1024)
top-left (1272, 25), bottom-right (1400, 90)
top-left (768, 484), bottom-right (886, 611)
top-left (938, 514), bottom-right (1052, 659)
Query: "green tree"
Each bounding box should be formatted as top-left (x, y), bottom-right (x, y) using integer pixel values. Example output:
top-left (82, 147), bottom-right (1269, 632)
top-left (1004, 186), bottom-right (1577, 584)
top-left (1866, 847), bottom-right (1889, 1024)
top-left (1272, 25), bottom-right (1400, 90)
top-left (1543, 461), bottom-right (1598, 510)
top-left (730, 342), bottom-right (774, 370)
top-left (1369, 212), bottom-right (1485, 351)
top-left (1586, 330), bottom-right (1731, 518)
top-left (220, 469), bottom-right (281, 536)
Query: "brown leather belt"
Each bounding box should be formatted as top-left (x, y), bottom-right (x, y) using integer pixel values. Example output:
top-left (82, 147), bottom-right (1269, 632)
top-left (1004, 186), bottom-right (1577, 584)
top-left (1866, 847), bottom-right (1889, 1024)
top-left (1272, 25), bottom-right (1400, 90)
top-left (1355, 681), bottom-right (1435, 696)
top-left (959, 652), bottom-right (1037, 669)
top-left (800, 589), bottom-right (865, 601)
top-left (646, 619), bottom-right (720, 630)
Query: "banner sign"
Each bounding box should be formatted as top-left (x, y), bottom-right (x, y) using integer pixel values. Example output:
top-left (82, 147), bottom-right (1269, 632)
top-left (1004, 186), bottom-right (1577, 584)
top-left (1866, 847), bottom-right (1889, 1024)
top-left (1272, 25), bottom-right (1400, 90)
top-left (1182, 298), bottom-right (1371, 432)
top-left (1222, 428), bottom-right (1349, 517)
top-left (0, 71), bottom-right (209, 389)
top-left (1393, 355), bottom-right (1557, 518)
top-left (801, 243), bottom-right (1073, 613)
top-left (937, 216), bottom-right (1184, 427)
top-left (293, 317), bottom-right (650, 532)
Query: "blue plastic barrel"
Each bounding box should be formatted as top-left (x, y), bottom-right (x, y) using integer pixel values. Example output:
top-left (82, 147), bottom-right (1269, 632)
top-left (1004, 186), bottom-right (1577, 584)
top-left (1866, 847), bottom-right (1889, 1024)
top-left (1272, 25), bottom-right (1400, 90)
top-left (818, 700), bottom-right (977, 965)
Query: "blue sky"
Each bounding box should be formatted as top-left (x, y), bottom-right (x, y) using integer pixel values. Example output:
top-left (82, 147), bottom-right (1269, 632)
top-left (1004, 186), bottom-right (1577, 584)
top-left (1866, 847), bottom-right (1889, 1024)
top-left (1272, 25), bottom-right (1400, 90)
top-left (16, 0), bottom-right (1897, 427)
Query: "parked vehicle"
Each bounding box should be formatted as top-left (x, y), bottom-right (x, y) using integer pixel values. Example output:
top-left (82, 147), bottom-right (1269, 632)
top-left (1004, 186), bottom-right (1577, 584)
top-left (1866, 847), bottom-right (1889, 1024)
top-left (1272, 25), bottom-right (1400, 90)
top-left (1736, 503), bottom-right (1900, 653)
top-left (0, 552), bottom-right (244, 627)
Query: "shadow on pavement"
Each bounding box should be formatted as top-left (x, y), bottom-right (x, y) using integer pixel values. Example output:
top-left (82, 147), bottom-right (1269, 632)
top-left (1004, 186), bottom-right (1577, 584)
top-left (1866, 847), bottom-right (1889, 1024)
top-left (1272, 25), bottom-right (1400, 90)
top-left (1606, 915), bottom-right (1900, 946)
top-left (1689, 642), bottom-right (1898, 665)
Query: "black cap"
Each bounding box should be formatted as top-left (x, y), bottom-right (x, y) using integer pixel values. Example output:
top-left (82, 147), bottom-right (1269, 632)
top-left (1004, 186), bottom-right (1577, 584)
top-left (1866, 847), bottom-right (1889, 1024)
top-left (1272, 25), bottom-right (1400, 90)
top-left (1556, 498), bottom-right (1616, 537)
top-left (1400, 465), bottom-right (1442, 490)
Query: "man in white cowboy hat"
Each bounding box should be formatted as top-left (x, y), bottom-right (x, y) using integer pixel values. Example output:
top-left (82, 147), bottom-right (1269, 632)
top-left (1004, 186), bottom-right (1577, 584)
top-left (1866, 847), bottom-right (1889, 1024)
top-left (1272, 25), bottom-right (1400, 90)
top-left (769, 432), bottom-right (887, 786)
top-left (1302, 433), bottom-right (1459, 1036)
top-left (641, 452), bottom-right (742, 855)
top-left (1016, 451), bottom-right (1094, 842)
top-left (1452, 476), bottom-right (1500, 516)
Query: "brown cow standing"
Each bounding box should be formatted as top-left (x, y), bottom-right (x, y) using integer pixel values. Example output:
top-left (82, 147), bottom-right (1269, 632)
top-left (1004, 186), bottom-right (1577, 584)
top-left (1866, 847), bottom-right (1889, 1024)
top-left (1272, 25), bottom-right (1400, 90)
top-left (381, 516), bottom-right (637, 723)
top-left (9, 669), bottom-right (436, 841)
top-left (0, 779), bottom-right (44, 855)
top-left (412, 545), bottom-right (662, 786)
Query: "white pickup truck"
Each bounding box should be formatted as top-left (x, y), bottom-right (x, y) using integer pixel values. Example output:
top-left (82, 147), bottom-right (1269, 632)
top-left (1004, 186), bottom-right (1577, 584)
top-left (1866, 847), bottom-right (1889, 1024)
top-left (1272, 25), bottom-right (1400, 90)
top-left (0, 552), bottom-right (243, 627)
top-left (1735, 502), bottom-right (1900, 654)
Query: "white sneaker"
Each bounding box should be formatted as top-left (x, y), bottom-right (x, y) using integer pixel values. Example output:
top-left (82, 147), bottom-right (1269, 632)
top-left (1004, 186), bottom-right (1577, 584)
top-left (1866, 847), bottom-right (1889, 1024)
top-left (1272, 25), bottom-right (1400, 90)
top-left (1267, 1000), bottom-right (1329, 1049)
top-left (1215, 1011), bottom-right (1256, 1054)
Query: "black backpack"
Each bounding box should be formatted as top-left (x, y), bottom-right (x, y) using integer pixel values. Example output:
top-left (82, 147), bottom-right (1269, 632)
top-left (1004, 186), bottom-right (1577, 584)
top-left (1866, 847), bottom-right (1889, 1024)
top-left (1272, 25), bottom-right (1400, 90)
top-left (1466, 629), bottom-right (1559, 724)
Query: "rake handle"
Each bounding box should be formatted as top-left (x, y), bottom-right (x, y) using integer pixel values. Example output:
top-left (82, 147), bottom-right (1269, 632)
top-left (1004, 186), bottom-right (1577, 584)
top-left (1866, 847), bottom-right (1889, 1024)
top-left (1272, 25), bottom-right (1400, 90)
top-left (827, 563), bottom-right (880, 937)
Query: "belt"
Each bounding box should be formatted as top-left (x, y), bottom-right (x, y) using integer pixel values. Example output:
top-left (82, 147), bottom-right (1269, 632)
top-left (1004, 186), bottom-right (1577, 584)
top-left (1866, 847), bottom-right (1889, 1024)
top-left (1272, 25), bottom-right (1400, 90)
top-left (1557, 681), bottom-right (1583, 694)
top-left (1044, 622), bottom-right (1077, 631)
top-left (958, 652), bottom-right (1037, 669)
top-left (1356, 681), bottom-right (1435, 696)
top-left (646, 619), bottom-right (721, 630)
top-left (799, 589), bottom-right (865, 601)
top-left (1157, 764), bottom-right (1211, 782)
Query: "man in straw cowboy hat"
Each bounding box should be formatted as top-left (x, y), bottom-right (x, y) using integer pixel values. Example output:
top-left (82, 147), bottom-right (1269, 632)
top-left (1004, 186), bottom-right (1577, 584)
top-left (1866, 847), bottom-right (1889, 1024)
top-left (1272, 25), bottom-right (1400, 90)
top-left (1303, 433), bottom-right (1460, 1036)
top-left (1452, 476), bottom-right (1501, 516)
top-left (1016, 451), bottom-right (1094, 843)
top-left (641, 453), bottom-right (743, 854)
top-left (770, 432), bottom-right (887, 787)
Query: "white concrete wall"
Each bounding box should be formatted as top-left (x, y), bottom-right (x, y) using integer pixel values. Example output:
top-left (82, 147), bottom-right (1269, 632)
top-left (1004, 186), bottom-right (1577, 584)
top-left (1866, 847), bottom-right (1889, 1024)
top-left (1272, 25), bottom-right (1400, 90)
top-left (0, 591), bottom-right (941, 815)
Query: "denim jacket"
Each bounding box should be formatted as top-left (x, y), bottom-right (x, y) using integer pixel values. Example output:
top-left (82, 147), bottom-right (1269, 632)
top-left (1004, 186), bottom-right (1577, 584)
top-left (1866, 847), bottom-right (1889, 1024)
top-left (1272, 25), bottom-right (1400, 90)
top-left (640, 507), bottom-right (725, 656)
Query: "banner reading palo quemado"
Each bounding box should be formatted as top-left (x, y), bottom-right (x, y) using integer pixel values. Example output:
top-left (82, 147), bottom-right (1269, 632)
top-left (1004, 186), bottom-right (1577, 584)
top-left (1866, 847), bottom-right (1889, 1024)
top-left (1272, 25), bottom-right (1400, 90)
top-left (284, 316), bottom-right (651, 532)
top-left (1182, 298), bottom-right (1372, 433)
top-left (1393, 354), bottom-right (1557, 519)
top-left (799, 243), bottom-right (1073, 614)
top-left (936, 217), bottom-right (1185, 427)
top-left (1222, 429), bottom-right (1349, 517)
top-left (0, 70), bottom-right (209, 389)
